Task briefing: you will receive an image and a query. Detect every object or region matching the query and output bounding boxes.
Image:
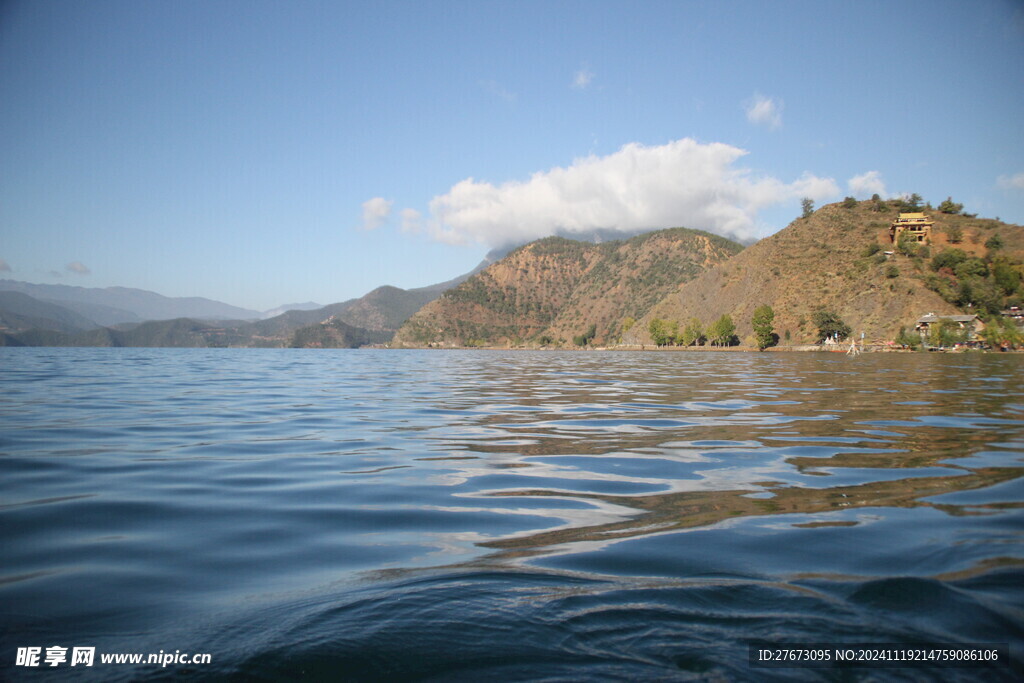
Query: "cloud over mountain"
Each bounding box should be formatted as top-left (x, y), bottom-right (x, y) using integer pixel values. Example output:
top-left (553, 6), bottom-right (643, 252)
top-left (848, 171), bottom-right (887, 198)
top-left (417, 138), bottom-right (837, 248)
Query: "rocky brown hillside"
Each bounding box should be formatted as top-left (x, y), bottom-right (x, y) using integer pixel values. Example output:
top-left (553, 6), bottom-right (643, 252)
top-left (393, 228), bottom-right (742, 347)
top-left (633, 199), bottom-right (1024, 345)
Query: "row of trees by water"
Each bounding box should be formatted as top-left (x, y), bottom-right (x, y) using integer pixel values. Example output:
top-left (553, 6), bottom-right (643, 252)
top-left (643, 307), bottom-right (861, 351)
top-left (647, 315), bottom-right (736, 348)
top-left (646, 305), bottom-right (780, 351)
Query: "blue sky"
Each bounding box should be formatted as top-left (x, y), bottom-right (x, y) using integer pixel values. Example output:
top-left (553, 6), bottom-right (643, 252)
top-left (2, 0), bottom-right (1022, 312)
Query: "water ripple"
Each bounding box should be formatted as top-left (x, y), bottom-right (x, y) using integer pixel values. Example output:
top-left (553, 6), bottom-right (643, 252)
top-left (1, 348), bottom-right (1022, 679)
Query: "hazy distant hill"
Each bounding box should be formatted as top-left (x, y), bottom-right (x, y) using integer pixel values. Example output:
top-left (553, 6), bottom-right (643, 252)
top-left (288, 317), bottom-right (392, 348)
top-left (283, 259), bottom-right (489, 347)
top-left (0, 291), bottom-right (100, 334)
top-left (393, 228), bottom-right (742, 347)
top-left (260, 302), bottom-right (322, 319)
top-left (0, 280), bottom-right (262, 324)
top-left (7, 318), bottom-right (247, 348)
top-left (0, 256), bottom-right (488, 348)
top-left (330, 285), bottom-right (447, 331)
top-left (246, 286), bottom-right (441, 346)
top-left (633, 200), bottom-right (1024, 345)
top-left (49, 299), bottom-right (144, 327)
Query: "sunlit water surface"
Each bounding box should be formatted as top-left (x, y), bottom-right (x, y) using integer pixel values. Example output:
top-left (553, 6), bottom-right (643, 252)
top-left (1, 348), bottom-right (1022, 680)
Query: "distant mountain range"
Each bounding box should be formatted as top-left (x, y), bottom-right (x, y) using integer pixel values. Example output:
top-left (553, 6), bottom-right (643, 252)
top-left (0, 279), bottom-right (264, 325)
top-left (0, 254), bottom-right (491, 347)
top-left (0, 290), bottom-right (101, 334)
top-left (4, 203), bottom-right (1020, 349)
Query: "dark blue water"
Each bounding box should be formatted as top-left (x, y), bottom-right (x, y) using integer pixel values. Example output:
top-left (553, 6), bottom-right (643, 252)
top-left (1, 348), bottom-right (1022, 680)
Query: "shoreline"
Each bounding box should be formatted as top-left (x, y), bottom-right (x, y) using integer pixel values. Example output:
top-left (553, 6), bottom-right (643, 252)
top-left (3, 343), bottom-right (1019, 353)
top-left (386, 343), bottom-right (1020, 353)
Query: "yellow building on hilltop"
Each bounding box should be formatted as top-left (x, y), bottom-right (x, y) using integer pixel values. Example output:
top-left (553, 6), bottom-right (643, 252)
top-left (890, 212), bottom-right (934, 244)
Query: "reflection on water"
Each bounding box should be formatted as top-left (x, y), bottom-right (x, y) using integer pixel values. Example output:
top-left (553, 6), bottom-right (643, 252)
top-left (0, 348), bottom-right (1022, 680)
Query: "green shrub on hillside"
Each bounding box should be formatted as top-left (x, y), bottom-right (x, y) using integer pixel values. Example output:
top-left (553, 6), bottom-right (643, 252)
top-left (801, 198), bottom-right (815, 218)
top-left (930, 248), bottom-right (968, 272)
top-left (954, 258), bottom-right (988, 280)
top-left (956, 277), bottom-right (1002, 314)
top-left (573, 323), bottom-right (597, 347)
top-left (894, 193), bottom-right (923, 212)
top-left (992, 258), bottom-right (1022, 295)
top-left (812, 310), bottom-right (851, 342)
top-left (896, 231), bottom-right (922, 257)
top-left (938, 197), bottom-right (964, 215)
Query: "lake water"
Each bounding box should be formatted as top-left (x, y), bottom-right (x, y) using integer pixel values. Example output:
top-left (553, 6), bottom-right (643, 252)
top-left (1, 348), bottom-right (1022, 681)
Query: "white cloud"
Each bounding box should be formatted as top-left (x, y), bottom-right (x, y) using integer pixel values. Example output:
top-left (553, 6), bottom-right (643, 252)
top-left (745, 93), bottom-right (783, 129)
top-left (422, 138), bottom-right (838, 247)
top-left (848, 171), bottom-right (888, 198)
top-left (400, 208), bottom-right (422, 233)
top-left (997, 173), bottom-right (1024, 190)
top-left (360, 197), bottom-right (392, 230)
top-left (480, 79), bottom-right (516, 102)
top-left (0, 258), bottom-right (10, 272)
top-left (572, 67), bottom-right (594, 90)
top-left (66, 261), bottom-right (91, 275)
